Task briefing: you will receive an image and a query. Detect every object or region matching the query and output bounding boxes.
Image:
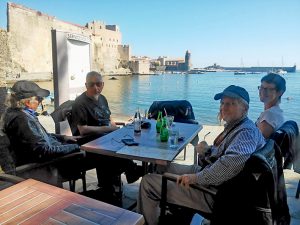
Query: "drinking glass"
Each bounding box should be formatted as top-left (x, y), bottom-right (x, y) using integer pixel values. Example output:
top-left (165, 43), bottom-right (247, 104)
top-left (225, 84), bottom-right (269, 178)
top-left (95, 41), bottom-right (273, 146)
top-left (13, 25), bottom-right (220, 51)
top-left (166, 115), bottom-right (174, 128)
top-left (169, 126), bottom-right (179, 148)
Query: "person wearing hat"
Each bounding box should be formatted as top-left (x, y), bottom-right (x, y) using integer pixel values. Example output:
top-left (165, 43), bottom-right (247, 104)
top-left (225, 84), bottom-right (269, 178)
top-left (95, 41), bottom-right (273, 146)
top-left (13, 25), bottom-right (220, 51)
top-left (256, 73), bottom-right (286, 139)
top-left (1, 80), bottom-right (80, 166)
top-left (137, 85), bottom-right (265, 225)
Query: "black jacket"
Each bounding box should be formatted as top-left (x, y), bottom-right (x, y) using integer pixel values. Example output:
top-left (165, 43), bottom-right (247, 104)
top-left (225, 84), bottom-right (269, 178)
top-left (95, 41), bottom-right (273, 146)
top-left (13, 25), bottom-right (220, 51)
top-left (271, 120), bottom-right (299, 169)
top-left (3, 108), bottom-right (79, 166)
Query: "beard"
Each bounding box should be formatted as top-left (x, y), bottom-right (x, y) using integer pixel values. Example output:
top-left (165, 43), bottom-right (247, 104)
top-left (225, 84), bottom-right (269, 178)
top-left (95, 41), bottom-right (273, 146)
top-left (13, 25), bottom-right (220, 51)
top-left (92, 94), bottom-right (100, 101)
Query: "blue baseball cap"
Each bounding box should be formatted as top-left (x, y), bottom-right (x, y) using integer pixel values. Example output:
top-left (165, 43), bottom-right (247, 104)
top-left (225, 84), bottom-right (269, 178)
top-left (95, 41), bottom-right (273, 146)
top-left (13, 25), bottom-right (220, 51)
top-left (214, 85), bottom-right (250, 104)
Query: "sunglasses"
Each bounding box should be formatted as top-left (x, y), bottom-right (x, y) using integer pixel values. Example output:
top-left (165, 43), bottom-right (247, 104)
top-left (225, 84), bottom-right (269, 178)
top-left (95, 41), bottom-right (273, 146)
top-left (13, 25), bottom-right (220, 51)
top-left (36, 96), bottom-right (43, 103)
top-left (86, 81), bottom-right (104, 88)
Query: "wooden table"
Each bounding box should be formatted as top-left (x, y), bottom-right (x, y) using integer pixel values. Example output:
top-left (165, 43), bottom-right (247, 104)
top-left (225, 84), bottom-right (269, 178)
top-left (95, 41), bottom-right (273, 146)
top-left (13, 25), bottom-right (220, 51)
top-left (0, 179), bottom-right (144, 225)
top-left (81, 120), bottom-right (202, 166)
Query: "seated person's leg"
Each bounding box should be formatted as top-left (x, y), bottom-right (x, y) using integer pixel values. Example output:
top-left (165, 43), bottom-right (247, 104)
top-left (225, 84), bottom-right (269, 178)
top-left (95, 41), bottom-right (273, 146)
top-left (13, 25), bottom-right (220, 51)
top-left (93, 155), bottom-right (143, 192)
top-left (156, 162), bottom-right (201, 175)
top-left (116, 158), bottom-right (144, 183)
top-left (138, 173), bottom-right (214, 225)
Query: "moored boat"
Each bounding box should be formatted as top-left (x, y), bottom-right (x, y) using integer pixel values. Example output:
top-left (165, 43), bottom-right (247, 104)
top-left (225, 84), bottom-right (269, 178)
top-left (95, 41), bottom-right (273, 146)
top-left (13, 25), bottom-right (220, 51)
top-left (234, 71), bottom-right (246, 75)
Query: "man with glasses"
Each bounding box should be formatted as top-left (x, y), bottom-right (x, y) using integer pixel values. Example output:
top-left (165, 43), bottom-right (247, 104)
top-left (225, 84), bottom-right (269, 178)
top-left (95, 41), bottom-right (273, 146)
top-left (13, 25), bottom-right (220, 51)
top-left (1, 80), bottom-right (80, 166)
top-left (71, 71), bottom-right (143, 198)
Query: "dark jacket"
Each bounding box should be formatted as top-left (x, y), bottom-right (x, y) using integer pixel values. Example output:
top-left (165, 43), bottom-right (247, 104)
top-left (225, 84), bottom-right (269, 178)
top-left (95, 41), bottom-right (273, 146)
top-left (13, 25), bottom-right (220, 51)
top-left (3, 108), bottom-right (79, 166)
top-left (271, 120), bottom-right (299, 169)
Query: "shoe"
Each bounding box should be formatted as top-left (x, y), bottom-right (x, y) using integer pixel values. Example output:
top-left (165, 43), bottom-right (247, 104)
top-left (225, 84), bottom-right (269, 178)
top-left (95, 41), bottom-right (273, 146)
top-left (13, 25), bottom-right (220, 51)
top-left (81, 187), bottom-right (121, 206)
top-left (126, 164), bottom-right (144, 184)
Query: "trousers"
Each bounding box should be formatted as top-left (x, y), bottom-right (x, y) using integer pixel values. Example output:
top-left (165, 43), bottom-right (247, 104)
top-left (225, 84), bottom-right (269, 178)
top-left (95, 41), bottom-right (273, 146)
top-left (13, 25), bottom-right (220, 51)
top-left (137, 163), bottom-right (215, 225)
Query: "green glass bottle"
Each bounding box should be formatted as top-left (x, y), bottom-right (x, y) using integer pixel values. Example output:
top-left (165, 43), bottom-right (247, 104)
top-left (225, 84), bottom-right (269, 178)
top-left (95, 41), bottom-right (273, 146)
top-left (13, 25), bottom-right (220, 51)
top-left (156, 111), bottom-right (162, 133)
top-left (160, 117), bottom-right (169, 142)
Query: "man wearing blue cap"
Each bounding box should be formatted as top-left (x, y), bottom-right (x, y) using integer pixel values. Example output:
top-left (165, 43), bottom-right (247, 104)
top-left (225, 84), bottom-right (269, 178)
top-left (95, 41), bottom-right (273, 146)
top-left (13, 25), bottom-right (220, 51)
top-left (138, 85), bottom-right (265, 225)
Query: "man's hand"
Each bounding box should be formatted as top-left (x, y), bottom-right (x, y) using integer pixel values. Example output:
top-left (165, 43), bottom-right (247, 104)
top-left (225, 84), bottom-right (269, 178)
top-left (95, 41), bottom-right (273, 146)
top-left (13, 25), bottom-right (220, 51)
top-left (63, 135), bottom-right (81, 143)
top-left (177, 174), bottom-right (197, 188)
top-left (195, 141), bottom-right (209, 157)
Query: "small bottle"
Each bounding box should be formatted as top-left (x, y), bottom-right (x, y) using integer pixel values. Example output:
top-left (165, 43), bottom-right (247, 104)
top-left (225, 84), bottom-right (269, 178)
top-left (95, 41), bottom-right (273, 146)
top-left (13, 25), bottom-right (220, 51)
top-left (156, 111), bottom-right (162, 133)
top-left (134, 108), bottom-right (141, 134)
top-left (160, 117), bottom-right (169, 142)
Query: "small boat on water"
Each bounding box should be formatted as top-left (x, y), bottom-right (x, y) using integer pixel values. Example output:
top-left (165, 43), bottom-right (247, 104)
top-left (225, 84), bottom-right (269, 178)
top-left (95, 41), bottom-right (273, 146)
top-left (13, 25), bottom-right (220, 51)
top-left (268, 69), bottom-right (287, 76)
top-left (276, 69), bottom-right (287, 75)
top-left (234, 71), bottom-right (247, 75)
top-left (109, 76), bottom-right (118, 80)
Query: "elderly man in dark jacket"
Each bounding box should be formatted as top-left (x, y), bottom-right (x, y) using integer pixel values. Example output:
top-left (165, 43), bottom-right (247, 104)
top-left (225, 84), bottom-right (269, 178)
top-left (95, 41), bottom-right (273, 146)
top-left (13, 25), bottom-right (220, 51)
top-left (1, 80), bottom-right (80, 166)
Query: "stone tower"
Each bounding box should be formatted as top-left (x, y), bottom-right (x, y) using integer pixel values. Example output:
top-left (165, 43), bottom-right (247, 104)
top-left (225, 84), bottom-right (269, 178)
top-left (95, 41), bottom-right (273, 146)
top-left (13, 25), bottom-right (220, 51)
top-left (185, 50), bottom-right (191, 71)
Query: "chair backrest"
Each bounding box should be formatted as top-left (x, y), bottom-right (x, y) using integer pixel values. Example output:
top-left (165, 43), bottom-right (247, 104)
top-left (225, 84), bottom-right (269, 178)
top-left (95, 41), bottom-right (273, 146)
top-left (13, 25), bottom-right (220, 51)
top-left (50, 100), bottom-right (74, 135)
top-left (271, 120), bottom-right (299, 169)
top-left (148, 100), bottom-right (198, 124)
top-left (0, 134), bottom-right (16, 175)
top-left (211, 139), bottom-right (290, 225)
top-left (210, 140), bottom-right (276, 225)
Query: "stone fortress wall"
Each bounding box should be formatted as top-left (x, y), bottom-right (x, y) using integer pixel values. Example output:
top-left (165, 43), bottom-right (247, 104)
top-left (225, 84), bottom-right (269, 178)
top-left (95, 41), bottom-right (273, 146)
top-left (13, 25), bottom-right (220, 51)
top-left (0, 2), bottom-right (131, 86)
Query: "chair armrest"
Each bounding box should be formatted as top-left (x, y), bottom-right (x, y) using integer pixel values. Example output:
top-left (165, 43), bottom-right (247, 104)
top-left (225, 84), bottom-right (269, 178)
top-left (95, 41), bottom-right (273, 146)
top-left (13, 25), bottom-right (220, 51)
top-left (0, 173), bottom-right (25, 183)
top-left (16, 151), bottom-right (86, 174)
top-left (163, 172), bottom-right (217, 195)
top-left (160, 172), bottom-right (217, 219)
top-left (115, 121), bottom-right (126, 126)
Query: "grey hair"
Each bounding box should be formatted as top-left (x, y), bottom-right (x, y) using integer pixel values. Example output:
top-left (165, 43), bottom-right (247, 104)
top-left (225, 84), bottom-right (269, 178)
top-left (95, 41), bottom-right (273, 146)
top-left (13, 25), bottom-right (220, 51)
top-left (237, 98), bottom-right (249, 112)
top-left (86, 71), bottom-right (102, 81)
top-left (5, 94), bottom-right (35, 109)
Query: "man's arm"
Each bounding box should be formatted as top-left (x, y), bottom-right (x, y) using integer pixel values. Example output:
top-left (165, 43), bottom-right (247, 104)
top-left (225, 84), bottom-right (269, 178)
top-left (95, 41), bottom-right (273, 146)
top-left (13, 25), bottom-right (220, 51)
top-left (195, 128), bottom-right (261, 186)
top-left (77, 124), bottom-right (118, 136)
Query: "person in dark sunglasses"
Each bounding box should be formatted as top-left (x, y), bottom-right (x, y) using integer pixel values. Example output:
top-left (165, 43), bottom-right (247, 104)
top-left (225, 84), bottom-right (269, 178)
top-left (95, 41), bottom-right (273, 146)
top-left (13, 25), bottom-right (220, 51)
top-left (71, 71), bottom-right (117, 136)
top-left (71, 71), bottom-right (143, 196)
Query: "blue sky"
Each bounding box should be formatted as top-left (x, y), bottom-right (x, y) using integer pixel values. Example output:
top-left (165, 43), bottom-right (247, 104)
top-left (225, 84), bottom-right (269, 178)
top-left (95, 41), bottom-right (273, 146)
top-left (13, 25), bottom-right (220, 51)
top-left (0, 0), bottom-right (299, 68)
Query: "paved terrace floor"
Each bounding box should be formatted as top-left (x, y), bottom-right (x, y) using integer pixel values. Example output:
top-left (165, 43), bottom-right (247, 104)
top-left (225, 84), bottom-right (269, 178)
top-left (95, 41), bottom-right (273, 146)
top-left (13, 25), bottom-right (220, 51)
top-left (39, 116), bottom-right (300, 224)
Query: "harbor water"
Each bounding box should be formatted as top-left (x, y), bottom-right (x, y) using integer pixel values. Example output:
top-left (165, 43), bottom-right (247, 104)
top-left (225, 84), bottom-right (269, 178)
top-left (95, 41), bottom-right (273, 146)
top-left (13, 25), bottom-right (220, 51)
top-left (101, 72), bottom-right (300, 126)
top-left (37, 72), bottom-right (300, 126)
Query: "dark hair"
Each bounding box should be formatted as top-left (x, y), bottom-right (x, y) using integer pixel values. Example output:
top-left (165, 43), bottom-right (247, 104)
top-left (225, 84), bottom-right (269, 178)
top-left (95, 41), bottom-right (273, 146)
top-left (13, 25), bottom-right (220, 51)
top-left (261, 73), bottom-right (286, 93)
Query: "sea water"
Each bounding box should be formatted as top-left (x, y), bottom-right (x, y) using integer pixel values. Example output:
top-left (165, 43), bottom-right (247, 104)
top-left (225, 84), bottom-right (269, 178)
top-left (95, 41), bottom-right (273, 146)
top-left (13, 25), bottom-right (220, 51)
top-left (102, 72), bottom-right (300, 126)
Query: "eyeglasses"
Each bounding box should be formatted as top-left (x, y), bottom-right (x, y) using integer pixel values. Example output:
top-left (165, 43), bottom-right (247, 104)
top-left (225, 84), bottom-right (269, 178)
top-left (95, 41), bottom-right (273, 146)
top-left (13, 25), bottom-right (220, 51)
top-left (86, 81), bottom-right (104, 88)
top-left (258, 86), bottom-right (276, 93)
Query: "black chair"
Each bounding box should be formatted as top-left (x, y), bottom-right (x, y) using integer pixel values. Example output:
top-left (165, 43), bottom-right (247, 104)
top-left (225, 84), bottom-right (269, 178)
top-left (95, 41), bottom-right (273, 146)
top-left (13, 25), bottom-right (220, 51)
top-left (271, 120), bottom-right (300, 198)
top-left (50, 100), bottom-right (74, 135)
top-left (51, 100), bottom-right (125, 203)
top-left (0, 173), bottom-right (25, 191)
top-left (159, 139), bottom-right (290, 225)
top-left (148, 100), bottom-right (198, 124)
top-left (148, 100), bottom-right (199, 161)
top-left (0, 134), bottom-right (87, 192)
